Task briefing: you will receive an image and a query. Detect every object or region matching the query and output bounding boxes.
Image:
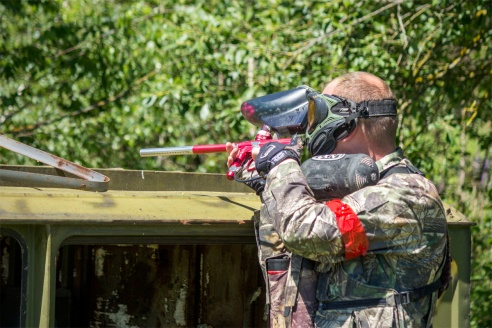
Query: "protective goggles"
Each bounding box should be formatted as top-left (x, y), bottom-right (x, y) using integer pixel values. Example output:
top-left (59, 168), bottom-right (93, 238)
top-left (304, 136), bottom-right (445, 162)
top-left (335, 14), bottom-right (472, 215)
top-left (305, 92), bottom-right (398, 155)
top-left (306, 93), bottom-right (357, 135)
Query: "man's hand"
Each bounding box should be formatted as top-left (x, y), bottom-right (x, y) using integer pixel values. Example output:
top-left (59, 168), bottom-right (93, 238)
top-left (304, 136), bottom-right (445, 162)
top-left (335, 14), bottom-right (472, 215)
top-left (226, 142), bottom-right (265, 195)
top-left (226, 142), bottom-right (240, 167)
top-left (255, 137), bottom-right (303, 176)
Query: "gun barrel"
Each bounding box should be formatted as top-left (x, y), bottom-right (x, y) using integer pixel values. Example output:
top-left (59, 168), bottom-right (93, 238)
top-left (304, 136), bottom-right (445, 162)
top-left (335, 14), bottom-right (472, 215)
top-left (140, 146), bottom-right (194, 157)
top-left (139, 138), bottom-right (296, 158)
top-left (140, 144), bottom-right (228, 157)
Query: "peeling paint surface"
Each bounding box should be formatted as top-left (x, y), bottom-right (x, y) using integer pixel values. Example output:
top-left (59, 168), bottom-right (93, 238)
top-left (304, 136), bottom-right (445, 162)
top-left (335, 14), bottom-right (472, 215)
top-left (174, 281), bottom-right (188, 326)
top-left (108, 304), bottom-right (137, 328)
top-left (250, 287), bottom-right (262, 304)
top-left (52, 244), bottom-right (266, 327)
top-left (164, 297), bottom-right (169, 313)
top-left (94, 247), bottom-right (108, 277)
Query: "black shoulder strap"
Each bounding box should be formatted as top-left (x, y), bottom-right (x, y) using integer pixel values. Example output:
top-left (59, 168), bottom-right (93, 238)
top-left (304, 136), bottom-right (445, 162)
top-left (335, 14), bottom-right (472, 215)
top-left (319, 278), bottom-right (443, 310)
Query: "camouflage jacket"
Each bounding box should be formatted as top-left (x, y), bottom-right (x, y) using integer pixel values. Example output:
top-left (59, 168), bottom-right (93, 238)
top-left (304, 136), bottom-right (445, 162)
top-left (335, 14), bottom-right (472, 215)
top-left (259, 148), bottom-right (448, 328)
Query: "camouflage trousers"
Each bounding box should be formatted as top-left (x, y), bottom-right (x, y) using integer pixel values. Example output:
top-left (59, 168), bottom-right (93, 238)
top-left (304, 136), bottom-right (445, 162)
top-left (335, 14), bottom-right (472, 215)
top-left (266, 259), bottom-right (318, 328)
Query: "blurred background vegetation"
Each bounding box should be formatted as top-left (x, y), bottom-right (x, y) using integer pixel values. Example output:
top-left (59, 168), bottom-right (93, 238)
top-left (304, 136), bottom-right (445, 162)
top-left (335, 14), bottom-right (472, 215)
top-left (0, 0), bottom-right (490, 326)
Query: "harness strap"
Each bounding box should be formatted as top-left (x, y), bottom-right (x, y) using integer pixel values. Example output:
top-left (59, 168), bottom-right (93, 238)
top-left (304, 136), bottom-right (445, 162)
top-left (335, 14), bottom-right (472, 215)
top-left (319, 279), bottom-right (442, 310)
top-left (358, 99), bottom-right (398, 118)
top-left (281, 255), bottom-right (316, 319)
top-left (282, 254), bottom-right (303, 319)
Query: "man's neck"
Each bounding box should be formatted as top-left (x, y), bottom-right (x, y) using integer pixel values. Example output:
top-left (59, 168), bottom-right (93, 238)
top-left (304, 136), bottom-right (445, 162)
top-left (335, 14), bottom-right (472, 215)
top-left (369, 145), bottom-right (397, 162)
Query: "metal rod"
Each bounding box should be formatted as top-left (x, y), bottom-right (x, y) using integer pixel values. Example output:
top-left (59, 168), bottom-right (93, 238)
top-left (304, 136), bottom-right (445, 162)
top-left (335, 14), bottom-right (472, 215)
top-left (139, 146), bottom-right (195, 157)
top-left (0, 169), bottom-right (107, 192)
top-left (0, 135), bottom-right (108, 183)
top-left (0, 134), bottom-right (109, 191)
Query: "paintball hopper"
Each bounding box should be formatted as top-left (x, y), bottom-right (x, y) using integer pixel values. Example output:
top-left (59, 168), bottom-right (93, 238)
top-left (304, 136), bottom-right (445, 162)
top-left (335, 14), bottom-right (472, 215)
top-left (241, 86), bottom-right (315, 137)
top-left (301, 153), bottom-right (379, 200)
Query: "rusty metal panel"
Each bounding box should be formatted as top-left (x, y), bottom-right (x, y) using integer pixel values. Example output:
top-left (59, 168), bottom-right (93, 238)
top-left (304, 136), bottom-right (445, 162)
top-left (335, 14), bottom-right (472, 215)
top-left (53, 244), bottom-right (266, 327)
top-left (198, 245), bottom-right (265, 325)
top-left (87, 244), bottom-right (197, 327)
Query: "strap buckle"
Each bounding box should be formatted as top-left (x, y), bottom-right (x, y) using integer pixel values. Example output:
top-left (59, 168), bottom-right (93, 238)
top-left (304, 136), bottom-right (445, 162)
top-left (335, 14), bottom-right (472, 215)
top-left (359, 106), bottom-right (370, 118)
top-left (395, 291), bottom-right (411, 305)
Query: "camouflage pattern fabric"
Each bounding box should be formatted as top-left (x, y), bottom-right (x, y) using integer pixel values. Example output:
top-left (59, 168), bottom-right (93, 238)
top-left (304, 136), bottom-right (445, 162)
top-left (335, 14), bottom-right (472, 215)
top-left (260, 148), bottom-right (448, 328)
top-left (266, 259), bottom-right (289, 327)
top-left (255, 206), bottom-right (317, 327)
top-left (293, 261), bottom-right (318, 327)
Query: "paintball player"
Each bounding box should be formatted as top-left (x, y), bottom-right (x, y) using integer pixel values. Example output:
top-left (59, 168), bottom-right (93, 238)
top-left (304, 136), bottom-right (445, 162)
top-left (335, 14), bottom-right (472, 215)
top-left (226, 72), bottom-right (449, 327)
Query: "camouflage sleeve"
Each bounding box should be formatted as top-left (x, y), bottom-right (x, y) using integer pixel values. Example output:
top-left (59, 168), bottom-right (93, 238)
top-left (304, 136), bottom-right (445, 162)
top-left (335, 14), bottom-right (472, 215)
top-left (262, 161), bottom-right (345, 263)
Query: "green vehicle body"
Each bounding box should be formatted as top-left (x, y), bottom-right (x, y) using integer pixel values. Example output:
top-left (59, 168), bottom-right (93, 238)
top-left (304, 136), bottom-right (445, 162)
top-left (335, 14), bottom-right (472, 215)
top-left (0, 166), bottom-right (473, 327)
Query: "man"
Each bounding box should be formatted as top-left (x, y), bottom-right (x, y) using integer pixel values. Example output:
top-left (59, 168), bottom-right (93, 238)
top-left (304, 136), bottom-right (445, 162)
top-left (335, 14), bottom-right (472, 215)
top-left (227, 72), bottom-right (449, 327)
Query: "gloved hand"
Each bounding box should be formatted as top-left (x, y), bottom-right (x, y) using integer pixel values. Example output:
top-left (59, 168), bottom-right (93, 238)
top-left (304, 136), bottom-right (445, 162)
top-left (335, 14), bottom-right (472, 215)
top-left (245, 178), bottom-right (266, 195)
top-left (238, 160), bottom-right (266, 195)
top-left (255, 137), bottom-right (303, 176)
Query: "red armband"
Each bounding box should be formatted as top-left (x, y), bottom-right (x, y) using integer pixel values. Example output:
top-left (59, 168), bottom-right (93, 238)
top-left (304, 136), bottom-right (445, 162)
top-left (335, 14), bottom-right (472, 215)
top-left (326, 199), bottom-right (368, 260)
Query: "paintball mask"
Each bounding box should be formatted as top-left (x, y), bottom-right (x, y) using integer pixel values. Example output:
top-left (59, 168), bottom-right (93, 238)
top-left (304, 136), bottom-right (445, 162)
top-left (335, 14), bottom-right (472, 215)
top-left (305, 92), bottom-right (398, 156)
top-left (241, 85), bottom-right (315, 137)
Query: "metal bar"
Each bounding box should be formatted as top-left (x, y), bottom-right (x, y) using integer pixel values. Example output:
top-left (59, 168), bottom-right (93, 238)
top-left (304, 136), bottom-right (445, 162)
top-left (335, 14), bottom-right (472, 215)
top-left (0, 135), bottom-right (108, 182)
top-left (0, 169), bottom-right (108, 192)
top-left (0, 134), bottom-right (109, 191)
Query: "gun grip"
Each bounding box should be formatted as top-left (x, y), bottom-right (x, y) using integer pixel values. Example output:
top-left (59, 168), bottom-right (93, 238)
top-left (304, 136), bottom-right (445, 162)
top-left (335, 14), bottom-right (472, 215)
top-left (226, 160), bottom-right (241, 180)
top-left (226, 148), bottom-right (250, 180)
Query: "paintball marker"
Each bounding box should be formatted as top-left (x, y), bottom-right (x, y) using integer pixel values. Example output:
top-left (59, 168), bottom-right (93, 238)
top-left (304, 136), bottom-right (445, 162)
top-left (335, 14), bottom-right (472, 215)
top-left (139, 86), bottom-right (314, 180)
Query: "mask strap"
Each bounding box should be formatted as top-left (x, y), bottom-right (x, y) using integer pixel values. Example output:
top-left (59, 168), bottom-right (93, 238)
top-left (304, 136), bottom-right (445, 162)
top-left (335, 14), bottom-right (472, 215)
top-left (358, 99), bottom-right (397, 118)
top-left (344, 111), bottom-right (362, 123)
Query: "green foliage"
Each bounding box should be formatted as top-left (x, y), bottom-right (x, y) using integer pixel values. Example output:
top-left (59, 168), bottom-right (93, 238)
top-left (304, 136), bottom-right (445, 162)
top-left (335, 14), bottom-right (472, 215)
top-left (0, 1), bottom-right (490, 326)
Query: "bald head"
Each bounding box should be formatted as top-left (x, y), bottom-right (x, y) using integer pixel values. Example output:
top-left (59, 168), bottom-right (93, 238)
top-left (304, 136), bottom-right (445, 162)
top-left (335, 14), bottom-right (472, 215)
top-left (323, 72), bottom-right (396, 102)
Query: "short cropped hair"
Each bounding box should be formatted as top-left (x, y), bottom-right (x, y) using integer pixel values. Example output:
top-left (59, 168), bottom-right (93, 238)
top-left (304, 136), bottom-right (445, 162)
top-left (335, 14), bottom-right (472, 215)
top-left (328, 72), bottom-right (398, 149)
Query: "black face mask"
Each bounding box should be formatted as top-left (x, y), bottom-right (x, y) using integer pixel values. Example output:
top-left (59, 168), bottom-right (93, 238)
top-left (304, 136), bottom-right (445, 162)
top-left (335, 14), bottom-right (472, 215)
top-left (305, 92), bottom-right (398, 156)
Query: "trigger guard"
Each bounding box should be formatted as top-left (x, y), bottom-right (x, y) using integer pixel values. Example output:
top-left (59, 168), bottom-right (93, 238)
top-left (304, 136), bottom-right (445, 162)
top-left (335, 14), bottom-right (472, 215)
top-left (245, 158), bottom-right (256, 172)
